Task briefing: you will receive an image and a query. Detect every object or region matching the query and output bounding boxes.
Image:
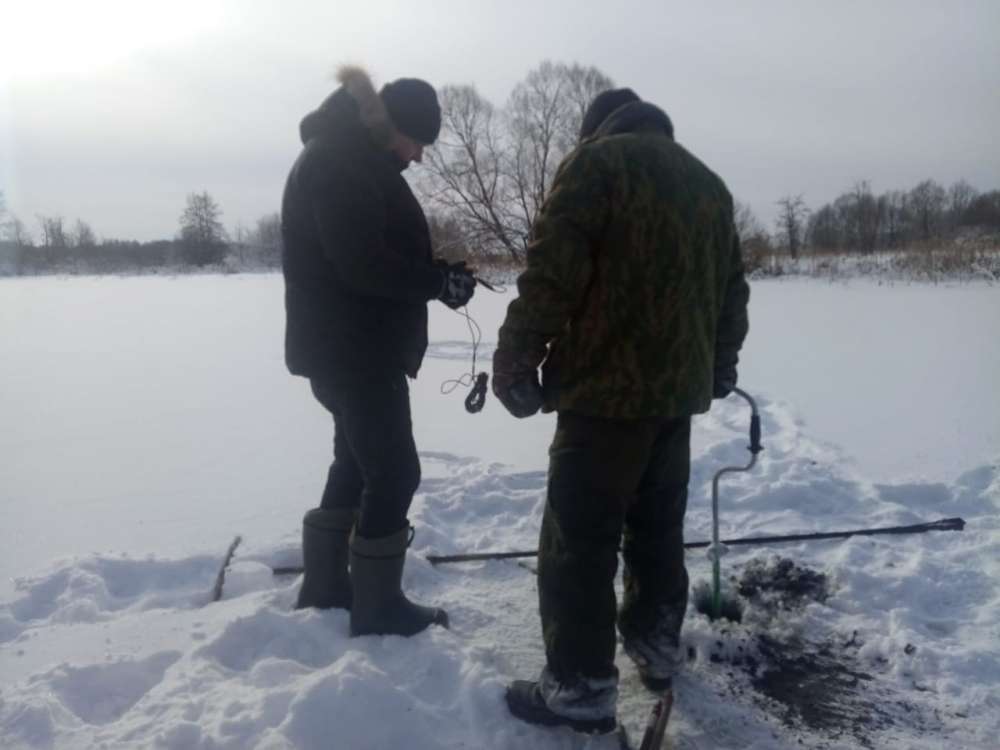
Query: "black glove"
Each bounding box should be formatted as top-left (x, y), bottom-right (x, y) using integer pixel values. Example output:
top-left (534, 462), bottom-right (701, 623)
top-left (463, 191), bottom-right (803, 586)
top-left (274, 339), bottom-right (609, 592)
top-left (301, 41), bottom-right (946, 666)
top-left (493, 372), bottom-right (544, 418)
top-left (713, 366), bottom-right (737, 399)
top-left (438, 262), bottom-right (476, 309)
top-left (492, 346), bottom-right (544, 418)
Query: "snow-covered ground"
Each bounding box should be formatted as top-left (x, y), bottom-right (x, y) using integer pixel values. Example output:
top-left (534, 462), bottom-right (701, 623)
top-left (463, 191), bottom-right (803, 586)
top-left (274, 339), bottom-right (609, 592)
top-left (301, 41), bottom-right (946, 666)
top-left (1, 274), bottom-right (998, 749)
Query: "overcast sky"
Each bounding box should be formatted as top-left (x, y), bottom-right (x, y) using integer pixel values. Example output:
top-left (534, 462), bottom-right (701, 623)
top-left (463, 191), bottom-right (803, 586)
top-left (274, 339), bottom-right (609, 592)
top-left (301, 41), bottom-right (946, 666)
top-left (2, 0), bottom-right (998, 242)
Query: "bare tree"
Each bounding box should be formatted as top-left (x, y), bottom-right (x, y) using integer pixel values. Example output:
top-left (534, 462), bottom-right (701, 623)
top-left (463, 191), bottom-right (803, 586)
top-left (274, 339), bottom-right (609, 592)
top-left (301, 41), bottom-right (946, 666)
top-left (807, 204), bottom-right (841, 251)
top-left (880, 190), bottom-right (910, 248)
top-left (254, 213), bottom-right (282, 267)
top-left (960, 190), bottom-right (1000, 229)
top-left (255, 213), bottom-right (281, 247)
top-left (72, 219), bottom-right (97, 248)
top-left (947, 180), bottom-right (978, 230)
top-left (506, 62), bottom-right (613, 245)
top-left (734, 200), bottom-right (774, 274)
top-left (0, 192), bottom-right (17, 275)
top-left (775, 195), bottom-right (809, 259)
top-left (850, 181), bottom-right (882, 254)
top-left (422, 61), bottom-right (613, 264)
top-left (179, 191), bottom-right (228, 266)
top-left (231, 221), bottom-right (248, 266)
top-left (0, 192), bottom-right (30, 248)
top-left (507, 66), bottom-right (566, 243)
top-left (559, 63), bottom-right (618, 136)
top-left (734, 200), bottom-right (767, 243)
top-left (907, 180), bottom-right (947, 241)
top-left (8, 215), bottom-right (31, 247)
top-left (38, 215), bottom-right (68, 248)
top-left (423, 85), bottom-right (519, 260)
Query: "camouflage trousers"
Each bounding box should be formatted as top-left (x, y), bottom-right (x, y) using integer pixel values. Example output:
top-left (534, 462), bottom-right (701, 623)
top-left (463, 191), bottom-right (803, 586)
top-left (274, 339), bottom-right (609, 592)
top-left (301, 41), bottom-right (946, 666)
top-left (538, 411), bottom-right (691, 682)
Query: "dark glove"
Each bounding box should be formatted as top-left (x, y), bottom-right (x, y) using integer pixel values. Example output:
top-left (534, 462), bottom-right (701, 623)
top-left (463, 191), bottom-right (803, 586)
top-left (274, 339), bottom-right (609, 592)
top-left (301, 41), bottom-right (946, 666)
top-left (492, 348), bottom-right (544, 418)
top-left (713, 366), bottom-right (737, 399)
top-left (437, 262), bottom-right (476, 309)
top-left (438, 263), bottom-right (476, 310)
top-left (493, 372), bottom-right (544, 418)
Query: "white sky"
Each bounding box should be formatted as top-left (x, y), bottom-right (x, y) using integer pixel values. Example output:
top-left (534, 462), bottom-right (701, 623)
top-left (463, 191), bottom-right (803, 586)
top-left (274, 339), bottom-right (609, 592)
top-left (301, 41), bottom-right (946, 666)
top-left (2, 0), bottom-right (999, 241)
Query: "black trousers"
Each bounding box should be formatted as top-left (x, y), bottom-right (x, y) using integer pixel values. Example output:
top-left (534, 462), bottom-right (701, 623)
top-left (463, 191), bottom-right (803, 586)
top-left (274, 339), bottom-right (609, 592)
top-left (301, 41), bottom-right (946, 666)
top-left (538, 411), bottom-right (691, 681)
top-left (310, 373), bottom-right (421, 538)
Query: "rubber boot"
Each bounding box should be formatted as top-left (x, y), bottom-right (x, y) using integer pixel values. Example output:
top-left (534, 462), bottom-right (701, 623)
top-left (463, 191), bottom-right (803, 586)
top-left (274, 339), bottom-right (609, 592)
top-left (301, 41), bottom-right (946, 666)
top-left (349, 526), bottom-right (449, 637)
top-left (295, 507), bottom-right (356, 610)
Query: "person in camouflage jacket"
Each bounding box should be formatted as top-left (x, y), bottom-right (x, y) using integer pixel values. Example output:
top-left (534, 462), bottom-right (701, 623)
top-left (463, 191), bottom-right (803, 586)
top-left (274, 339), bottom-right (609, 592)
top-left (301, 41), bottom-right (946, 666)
top-left (497, 89), bottom-right (750, 735)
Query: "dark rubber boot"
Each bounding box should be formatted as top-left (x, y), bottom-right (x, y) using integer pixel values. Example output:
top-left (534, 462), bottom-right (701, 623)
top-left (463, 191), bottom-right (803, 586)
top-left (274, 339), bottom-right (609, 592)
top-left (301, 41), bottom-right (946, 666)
top-left (505, 681), bottom-right (617, 735)
top-left (295, 507), bottom-right (356, 610)
top-left (349, 527), bottom-right (449, 637)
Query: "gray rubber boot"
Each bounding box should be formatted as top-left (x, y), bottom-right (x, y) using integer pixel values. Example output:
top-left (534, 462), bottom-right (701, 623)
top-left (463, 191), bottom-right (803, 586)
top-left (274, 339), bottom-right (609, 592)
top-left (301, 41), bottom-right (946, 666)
top-left (349, 526), bottom-right (449, 637)
top-left (295, 507), bottom-right (356, 610)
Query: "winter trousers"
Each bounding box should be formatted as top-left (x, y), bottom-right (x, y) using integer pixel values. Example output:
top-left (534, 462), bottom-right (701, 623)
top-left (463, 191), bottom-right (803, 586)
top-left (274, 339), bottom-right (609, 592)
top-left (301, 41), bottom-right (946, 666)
top-left (309, 373), bottom-right (420, 538)
top-left (538, 411), bottom-right (691, 682)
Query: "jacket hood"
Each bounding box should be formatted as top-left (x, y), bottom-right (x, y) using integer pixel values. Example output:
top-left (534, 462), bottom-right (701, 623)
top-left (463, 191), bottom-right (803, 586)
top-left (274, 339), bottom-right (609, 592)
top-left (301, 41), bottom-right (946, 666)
top-left (591, 101), bottom-right (674, 140)
top-left (299, 66), bottom-right (396, 148)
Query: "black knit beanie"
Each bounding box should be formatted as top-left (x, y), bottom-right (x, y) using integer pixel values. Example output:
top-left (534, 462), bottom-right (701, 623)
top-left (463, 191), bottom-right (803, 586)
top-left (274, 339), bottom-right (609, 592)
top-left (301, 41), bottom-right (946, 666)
top-left (380, 78), bottom-right (441, 145)
top-left (579, 88), bottom-right (641, 139)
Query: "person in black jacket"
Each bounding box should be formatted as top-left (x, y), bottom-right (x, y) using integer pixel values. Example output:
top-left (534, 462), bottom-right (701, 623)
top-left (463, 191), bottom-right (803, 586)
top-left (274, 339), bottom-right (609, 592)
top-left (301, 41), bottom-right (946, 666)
top-left (281, 66), bottom-right (475, 637)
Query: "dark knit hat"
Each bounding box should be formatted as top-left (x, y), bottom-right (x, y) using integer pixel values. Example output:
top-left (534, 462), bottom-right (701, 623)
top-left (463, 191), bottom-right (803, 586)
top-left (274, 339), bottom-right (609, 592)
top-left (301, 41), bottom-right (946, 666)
top-left (579, 88), bottom-right (641, 139)
top-left (379, 78), bottom-right (441, 145)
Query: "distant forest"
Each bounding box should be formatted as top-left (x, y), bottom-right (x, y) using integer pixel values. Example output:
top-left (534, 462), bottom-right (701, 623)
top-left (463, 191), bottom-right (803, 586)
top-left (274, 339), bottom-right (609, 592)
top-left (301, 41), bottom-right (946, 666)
top-left (0, 190), bottom-right (281, 277)
top-left (3, 61), bottom-right (999, 279)
top-left (3, 178), bottom-right (998, 280)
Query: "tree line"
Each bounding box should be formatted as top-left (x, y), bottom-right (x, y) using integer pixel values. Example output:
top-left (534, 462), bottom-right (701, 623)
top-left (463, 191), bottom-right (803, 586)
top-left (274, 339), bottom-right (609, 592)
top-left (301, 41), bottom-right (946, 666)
top-left (3, 60), bottom-right (998, 278)
top-left (0, 190), bottom-right (281, 276)
top-left (756, 180), bottom-right (1000, 260)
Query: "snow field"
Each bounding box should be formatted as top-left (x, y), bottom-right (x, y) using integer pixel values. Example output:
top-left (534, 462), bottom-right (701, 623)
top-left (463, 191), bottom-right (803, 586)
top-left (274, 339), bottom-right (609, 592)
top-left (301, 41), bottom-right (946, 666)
top-left (1, 274), bottom-right (998, 748)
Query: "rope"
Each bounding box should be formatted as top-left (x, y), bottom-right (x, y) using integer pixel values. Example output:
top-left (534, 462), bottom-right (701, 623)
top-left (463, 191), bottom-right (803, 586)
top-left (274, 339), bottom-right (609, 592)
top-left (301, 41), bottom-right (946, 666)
top-left (439, 305), bottom-right (485, 410)
top-left (439, 274), bottom-right (506, 414)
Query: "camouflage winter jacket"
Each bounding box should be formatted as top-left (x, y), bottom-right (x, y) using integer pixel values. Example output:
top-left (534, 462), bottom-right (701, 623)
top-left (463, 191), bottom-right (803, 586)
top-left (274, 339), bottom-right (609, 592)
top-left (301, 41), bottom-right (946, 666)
top-left (495, 102), bottom-right (750, 419)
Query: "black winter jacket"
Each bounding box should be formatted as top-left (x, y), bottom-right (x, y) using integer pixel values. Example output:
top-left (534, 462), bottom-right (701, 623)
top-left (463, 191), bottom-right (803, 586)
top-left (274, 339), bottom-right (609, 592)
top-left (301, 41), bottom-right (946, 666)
top-left (281, 79), bottom-right (442, 380)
